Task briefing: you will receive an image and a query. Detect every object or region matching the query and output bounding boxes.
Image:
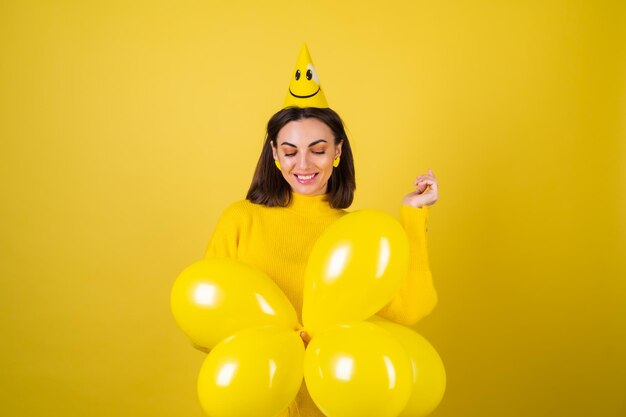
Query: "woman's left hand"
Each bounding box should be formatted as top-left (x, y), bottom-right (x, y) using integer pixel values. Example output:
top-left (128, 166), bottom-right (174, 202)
top-left (403, 169), bottom-right (439, 208)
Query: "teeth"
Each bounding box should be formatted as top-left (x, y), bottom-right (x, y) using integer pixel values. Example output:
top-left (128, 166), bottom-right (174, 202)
top-left (297, 174), bottom-right (315, 180)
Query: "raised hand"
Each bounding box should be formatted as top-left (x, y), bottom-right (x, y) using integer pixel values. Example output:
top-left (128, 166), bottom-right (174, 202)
top-left (403, 169), bottom-right (439, 208)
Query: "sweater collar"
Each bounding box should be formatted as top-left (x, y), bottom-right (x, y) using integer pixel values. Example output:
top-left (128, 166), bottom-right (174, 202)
top-left (287, 192), bottom-right (336, 215)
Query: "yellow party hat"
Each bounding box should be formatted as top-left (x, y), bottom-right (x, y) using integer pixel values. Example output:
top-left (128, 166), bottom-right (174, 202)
top-left (284, 43), bottom-right (329, 108)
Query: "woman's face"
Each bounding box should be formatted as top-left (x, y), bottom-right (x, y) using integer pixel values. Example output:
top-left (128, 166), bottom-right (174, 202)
top-left (271, 118), bottom-right (342, 197)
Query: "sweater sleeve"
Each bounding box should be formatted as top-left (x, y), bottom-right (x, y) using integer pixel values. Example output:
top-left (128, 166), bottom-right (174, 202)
top-left (204, 202), bottom-right (245, 259)
top-left (377, 205), bottom-right (437, 325)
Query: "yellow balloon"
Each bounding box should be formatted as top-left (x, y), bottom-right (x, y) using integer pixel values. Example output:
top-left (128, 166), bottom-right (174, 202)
top-left (302, 210), bottom-right (409, 335)
top-left (198, 326), bottom-right (305, 417)
top-left (372, 317), bottom-right (446, 417)
top-left (303, 321), bottom-right (412, 417)
top-left (170, 258), bottom-right (298, 349)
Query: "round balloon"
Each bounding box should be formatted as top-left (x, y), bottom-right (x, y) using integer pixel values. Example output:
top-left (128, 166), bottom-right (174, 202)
top-left (198, 325), bottom-right (305, 417)
top-left (170, 258), bottom-right (298, 349)
top-left (303, 321), bottom-right (412, 417)
top-left (372, 317), bottom-right (446, 417)
top-left (302, 210), bottom-right (409, 336)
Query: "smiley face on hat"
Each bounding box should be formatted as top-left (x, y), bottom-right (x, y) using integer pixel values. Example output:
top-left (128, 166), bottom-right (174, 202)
top-left (284, 44), bottom-right (329, 108)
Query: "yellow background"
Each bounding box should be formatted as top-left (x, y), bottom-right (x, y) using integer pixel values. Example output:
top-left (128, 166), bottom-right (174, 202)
top-left (1, 1), bottom-right (625, 416)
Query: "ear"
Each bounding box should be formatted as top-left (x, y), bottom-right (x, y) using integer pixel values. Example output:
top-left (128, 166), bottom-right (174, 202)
top-left (270, 141), bottom-right (278, 160)
top-left (335, 140), bottom-right (343, 158)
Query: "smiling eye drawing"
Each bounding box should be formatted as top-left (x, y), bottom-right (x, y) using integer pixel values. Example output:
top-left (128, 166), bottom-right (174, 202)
top-left (284, 43), bottom-right (329, 109)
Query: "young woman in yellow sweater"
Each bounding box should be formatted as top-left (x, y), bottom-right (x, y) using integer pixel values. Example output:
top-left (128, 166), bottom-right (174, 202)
top-left (204, 106), bottom-right (439, 417)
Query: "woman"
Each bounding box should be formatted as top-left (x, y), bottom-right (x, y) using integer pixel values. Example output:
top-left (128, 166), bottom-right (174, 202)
top-left (204, 106), bottom-right (439, 417)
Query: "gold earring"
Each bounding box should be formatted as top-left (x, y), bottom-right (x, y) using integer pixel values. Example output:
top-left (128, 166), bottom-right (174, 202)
top-left (333, 156), bottom-right (340, 168)
top-left (274, 159), bottom-right (282, 171)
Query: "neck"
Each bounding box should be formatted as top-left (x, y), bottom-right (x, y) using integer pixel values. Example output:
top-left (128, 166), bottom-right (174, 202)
top-left (287, 192), bottom-right (336, 215)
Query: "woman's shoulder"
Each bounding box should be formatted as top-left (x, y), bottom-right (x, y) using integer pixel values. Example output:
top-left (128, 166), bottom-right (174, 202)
top-left (219, 199), bottom-right (254, 217)
top-left (210, 200), bottom-right (256, 231)
top-left (218, 199), bottom-right (274, 219)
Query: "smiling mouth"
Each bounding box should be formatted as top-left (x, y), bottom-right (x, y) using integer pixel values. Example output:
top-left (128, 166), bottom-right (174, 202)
top-left (295, 173), bottom-right (318, 184)
top-left (289, 87), bottom-right (320, 99)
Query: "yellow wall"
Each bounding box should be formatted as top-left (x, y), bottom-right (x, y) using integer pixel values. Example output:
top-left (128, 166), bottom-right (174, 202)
top-left (1, 1), bottom-right (624, 416)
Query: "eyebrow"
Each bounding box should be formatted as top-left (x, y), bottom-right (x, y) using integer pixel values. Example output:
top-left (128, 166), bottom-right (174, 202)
top-left (280, 139), bottom-right (328, 148)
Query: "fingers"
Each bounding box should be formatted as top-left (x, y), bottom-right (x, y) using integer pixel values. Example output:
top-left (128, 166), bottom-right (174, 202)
top-left (414, 177), bottom-right (437, 191)
top-left (415, 181), bottom-right (429, 194)
top-left (405, 169), bottom-right (439, 207)
top-left (416, 178), bottom-right (436, 186)
top-left (413, 169), bottom-right (437, 186)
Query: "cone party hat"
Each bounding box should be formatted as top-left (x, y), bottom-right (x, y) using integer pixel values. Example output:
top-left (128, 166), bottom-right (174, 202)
top-left (283, 43), bottom-right (329, 108)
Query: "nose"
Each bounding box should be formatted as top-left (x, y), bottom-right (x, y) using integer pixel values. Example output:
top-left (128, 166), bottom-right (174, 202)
top-left (296, 153), bottom-right (311, 170)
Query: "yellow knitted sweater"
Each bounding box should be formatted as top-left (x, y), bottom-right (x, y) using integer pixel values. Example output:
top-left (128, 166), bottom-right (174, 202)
top-left (204, 193), bottom-right (437, 417)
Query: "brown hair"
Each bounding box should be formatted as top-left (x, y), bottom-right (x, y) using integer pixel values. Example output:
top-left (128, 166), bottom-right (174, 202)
top-left (246, 107), bottom-right (356, 208)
